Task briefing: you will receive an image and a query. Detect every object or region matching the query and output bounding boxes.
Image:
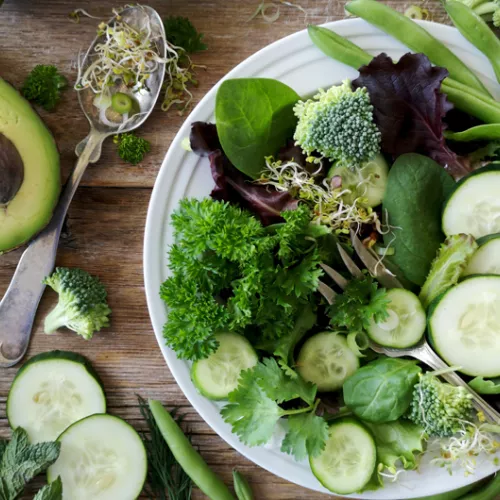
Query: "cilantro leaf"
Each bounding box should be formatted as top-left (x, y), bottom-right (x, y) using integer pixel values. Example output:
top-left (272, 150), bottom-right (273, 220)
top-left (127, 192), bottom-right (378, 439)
top-left (221, 367), bottom-right (283, 446)
top-left (0, 428), bottom-right (60, 500)
top-left (254, 357), bottom-right (317, 405)
top-left (33, 478), bottom-right (63, 500)
top-left (328, 273), bottom-right (389, 332)
top-left (281, 411), bottom-right (328, 461)
top-left (164, 16), bottom-right (207, 53)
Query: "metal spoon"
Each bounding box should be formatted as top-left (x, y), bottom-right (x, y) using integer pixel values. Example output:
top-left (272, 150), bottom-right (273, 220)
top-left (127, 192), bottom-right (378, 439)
top-left (0, 6), bottom-right (166, 367)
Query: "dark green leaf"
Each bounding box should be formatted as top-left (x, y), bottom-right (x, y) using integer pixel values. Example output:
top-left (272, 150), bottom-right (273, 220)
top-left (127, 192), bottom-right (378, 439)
top-left (215, 78), bottom-right (300, 179)
top-left (383, 154), bottom-right (456, 285)
top-left (164, 16), bottom-right (207, 53)
top-left (33, 478), bottom-right (63, 500)
top-left (343, 358), bottom-right (421, 423)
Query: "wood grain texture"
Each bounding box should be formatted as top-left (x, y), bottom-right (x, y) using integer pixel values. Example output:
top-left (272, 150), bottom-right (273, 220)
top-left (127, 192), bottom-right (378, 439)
top-left (0, 0), bottom-right (445, 498)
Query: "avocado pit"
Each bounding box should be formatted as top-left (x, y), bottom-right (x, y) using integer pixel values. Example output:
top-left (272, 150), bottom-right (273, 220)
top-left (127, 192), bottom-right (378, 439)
top-left (0, 132), bottom-right (24, 206)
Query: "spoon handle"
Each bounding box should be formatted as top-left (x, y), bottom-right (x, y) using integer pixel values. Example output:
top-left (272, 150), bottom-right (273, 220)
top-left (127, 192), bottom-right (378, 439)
top-left (413, 341), bottom-right (500, 424)
top-left (0, 130), bottom-right (105, 368)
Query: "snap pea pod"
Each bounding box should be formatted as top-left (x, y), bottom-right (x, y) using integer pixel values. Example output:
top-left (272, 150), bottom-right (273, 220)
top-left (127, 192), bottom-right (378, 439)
top-left (307, 25), bottom-right (372, 69)
top-left (445, 0), bottom-right (500, 83)
top-left (149, 400), bottom-right (234, 500)
top-left (233, 470), bottom-right (254, 500)
top-left (309, 24), bottom-right (500, 123)
top-left (345, 0), bottom-right (491, 96)
top-left (460, 473), bottom-right (500, 500)
top-left (445, 123), bottom-right (500, 141)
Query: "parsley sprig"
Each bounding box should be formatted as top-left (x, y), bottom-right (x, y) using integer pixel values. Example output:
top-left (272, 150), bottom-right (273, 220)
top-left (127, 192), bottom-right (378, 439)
top-left (161, 199), bottom-right (324, 361)
top-left (328, 272), bottom-right (390, 332)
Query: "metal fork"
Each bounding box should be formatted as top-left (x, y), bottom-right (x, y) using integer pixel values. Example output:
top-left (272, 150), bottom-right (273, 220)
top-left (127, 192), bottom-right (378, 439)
top-left (318, 229), bottom-right (500, 424)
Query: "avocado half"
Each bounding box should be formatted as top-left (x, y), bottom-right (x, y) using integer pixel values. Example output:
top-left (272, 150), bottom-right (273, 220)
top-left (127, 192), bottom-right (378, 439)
top-left (0, 78), bottom-right (60, 253)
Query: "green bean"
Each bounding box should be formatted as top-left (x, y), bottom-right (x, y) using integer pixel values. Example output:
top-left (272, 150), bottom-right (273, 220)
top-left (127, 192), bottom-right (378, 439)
top-left (149, 400), bottom-right (234, 500)
top-left (460, 473), bottom-right (500, 500)
top-left (446, 1), bottom-right (500, 83)
top-left (345, 0), bottom-right (492, 96)
top-left (445, 123), bottom-right (500, 141)
top-left (233, 469), bottom-right (254, 500)
top-left (308, 25), bottom-right (372, 69)
top-left (308, 24), bottom-right (500, 123)
top-left (442, 79), bottom-right (500, 122)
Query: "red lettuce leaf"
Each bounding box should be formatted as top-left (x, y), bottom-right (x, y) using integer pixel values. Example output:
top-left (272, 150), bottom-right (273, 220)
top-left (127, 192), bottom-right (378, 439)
top-left (190, 122), bottom-right (298, 225)
top-left (352, 53), bottom-right (470, 179)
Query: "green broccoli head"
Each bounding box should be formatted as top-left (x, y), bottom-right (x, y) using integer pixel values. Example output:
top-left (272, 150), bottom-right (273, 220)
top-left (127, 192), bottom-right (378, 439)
top-left (114, 133), bottom-right (151, 165)
top-left (43, 267), bottom-right (111, 340)
top-left (293, 80), bottom-right (381, 167)
top-left (407, 372), bottom-right (474, 437)
top-left (21, 65), bottom-right (68, 111)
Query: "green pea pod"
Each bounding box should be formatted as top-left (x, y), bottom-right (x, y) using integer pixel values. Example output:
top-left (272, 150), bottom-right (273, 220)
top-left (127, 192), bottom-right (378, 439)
top-left (446, 0), bottom-right (500, 83)
top-left (307, 25), bottom-right (372, 69)
top-left (306, 24), bottom-right (500, 123)
top-left (460, 473), bottom-right (500, 500)
top-left (345, 0), bottom-right (491, 96)
top-left (149, 400), bottom-right (234, 500)
top-left (445, 123), bottom-right (500, 141)
top-left (233, 469), bottom-right (254, 500)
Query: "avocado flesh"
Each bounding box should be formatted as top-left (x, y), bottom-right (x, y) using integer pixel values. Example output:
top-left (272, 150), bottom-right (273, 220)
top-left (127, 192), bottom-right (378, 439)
top-left (0, 78), bottom-right (60, 253)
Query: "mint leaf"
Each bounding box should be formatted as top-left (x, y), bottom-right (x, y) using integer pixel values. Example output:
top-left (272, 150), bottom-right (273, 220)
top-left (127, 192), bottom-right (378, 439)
top-left (0, 428), bottom-right (60, 500)
top-left (221, 368), bottom-right (283, 446)
top-left (281, 412), bottom-right (328, 461)
top-left (33, 478), bottom-right (63, 500)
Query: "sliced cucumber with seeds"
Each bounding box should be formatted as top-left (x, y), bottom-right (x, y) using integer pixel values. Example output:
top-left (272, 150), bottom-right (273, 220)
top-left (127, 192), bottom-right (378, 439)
top-left (310, 418), bottom-right (376, 495)
top-left (442, 164), bottom-right (500, 239)
top-left (428, 275), bottom-right (500, 377)
top-left (47, 414), bottom-right (147, 500)
top-left (366, 288), bottom-right (426, 348)
top-left (7, 350), bottom-right (106, 443)
top-left (463, 233), bottom-right (500, 277)
top-left (328, 154), bottom-right (388, 207)
top-left (191, 332), bottom-right (258, 400)
top-left (296, 332), bottom-right (359, 392)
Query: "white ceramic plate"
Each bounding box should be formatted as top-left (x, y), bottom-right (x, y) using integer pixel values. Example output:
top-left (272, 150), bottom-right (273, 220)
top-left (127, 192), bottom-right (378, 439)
top-left (144, 19), bottom-right (500, 498)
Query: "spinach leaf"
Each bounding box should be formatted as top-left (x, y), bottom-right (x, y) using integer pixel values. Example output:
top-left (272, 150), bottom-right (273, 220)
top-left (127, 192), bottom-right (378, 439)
top-left (383, 154), bottom-right (455, 286)
top-left (215, 78), bottom-right (300, 179)
top-left (343, 358), bottom-right (421, 423)
top-left (469, 376), bottom-right (500, 395)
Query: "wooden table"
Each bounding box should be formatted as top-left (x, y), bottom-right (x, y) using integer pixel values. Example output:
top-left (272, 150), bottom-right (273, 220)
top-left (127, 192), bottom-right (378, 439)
top-left (0, 1), bottom-right (446, 498)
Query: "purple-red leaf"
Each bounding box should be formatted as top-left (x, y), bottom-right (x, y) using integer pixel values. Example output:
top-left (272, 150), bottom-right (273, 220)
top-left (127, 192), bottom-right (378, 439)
top-left (352, 53), bottom-right (470, 179)
top-left (190, 122), bottom-right (298, 225)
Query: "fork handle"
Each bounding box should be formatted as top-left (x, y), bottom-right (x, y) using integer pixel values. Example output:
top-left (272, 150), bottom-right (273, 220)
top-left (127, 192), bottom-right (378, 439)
top-left (414, 342), bottom-right (500, 425)
top-left (0, 131), bottom-right (105, 368)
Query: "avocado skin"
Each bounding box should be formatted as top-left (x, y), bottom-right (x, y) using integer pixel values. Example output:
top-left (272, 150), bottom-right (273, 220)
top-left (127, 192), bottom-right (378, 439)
top-left (0, 78), bottom-right (60, 253)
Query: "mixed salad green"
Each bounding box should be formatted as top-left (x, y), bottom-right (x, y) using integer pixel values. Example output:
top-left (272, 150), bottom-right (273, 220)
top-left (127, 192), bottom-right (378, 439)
top-left (160, 1), bottom-right (500, 494)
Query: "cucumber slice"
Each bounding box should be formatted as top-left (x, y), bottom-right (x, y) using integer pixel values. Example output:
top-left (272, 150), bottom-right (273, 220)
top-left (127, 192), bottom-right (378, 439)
top-left (463, 233), bottom-right (500, 276)
top-left (328, 153), bottom-right (388, 207)
top-left (442, 165), bottom-right (500, 238)
top-left (428, 275), bottom-right (500, 377)
top-left (366, 288), bottom-right (426, 348)
top-left (7, 350), bottom-right (106, 443)
top-left (47, 414), bottom-right (147, 499)
top-left (310, 418), bottom-right (376, 495)
top-left (191, 332), bottom-right (258, 400)
top-left (296, 332), bottom-right (359, 392)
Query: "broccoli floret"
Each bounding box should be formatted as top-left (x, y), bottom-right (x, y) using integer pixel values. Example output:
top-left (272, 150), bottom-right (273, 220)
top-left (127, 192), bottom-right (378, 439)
top-left (114, 133), bottom-right (151, 165)
top-left (407, 372), bottom-right (474, 437)
top-left (419, 234), bottom-right (477, 308)
top-left (21, 65), bottom-right (68, 111)
top-left (293, 80), bottom-right (381, 167)
top-left (43, 267), bottom-right (111, 340)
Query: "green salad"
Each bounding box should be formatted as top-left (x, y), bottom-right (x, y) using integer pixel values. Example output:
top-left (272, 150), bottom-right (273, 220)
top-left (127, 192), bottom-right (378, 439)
top-left (160, 1), bottom-right (500, 495)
